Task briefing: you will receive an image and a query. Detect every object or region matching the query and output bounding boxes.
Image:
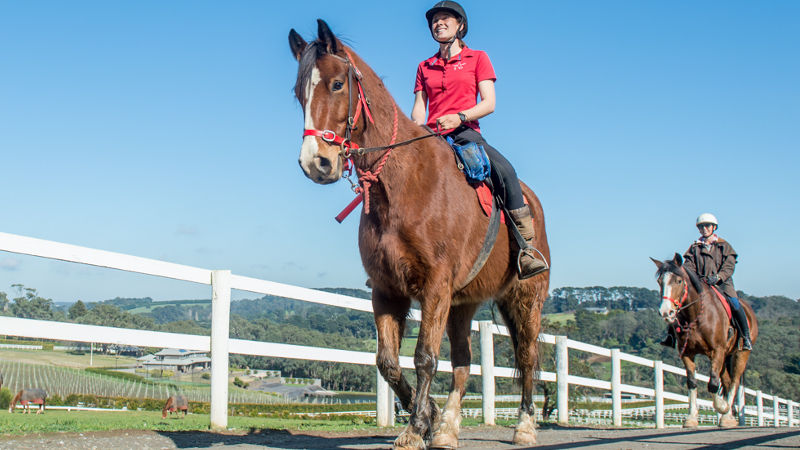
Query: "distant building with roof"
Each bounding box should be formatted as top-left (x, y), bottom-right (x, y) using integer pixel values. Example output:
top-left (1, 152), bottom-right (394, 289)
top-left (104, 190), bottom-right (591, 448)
top-left (136, 348), bottom-right (210, 373)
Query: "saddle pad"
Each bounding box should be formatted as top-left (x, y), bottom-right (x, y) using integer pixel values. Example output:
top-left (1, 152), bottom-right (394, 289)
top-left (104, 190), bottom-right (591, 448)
top-left (475, 182), bottom-right (530, 224)
top-left (710, 285), bottom-right (732, 321)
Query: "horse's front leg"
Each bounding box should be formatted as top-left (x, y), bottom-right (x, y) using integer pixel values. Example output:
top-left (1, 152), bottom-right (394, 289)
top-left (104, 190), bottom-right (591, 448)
top-left (708, 350), bottom-right (730, 414)
top-left (373, 289), bottom-right (415, 417)
top-left (681, 355), bottom-right (699, 428)
top-left (395, 292), bottom-right (450, 450)
top-left (431, 303), bottom-right (478, 449)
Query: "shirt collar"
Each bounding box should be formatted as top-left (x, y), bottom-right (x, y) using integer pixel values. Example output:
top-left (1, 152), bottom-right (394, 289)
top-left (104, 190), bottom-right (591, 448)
top-left (425, 46), bottom-right (476, 67)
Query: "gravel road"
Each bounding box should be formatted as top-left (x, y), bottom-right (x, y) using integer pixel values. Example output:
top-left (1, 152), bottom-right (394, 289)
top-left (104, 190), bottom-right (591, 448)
top-left (1, 425), bottom-right (799, 449)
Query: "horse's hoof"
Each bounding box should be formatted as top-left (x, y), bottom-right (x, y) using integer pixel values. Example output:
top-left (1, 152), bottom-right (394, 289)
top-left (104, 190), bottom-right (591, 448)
top-left (719, 415), bottom-right (737, 428)
top-left (513, 410), bottom-right (537, 445)
top-left (430, 433), bottom-right (458, 449)
top-left (394, 428), bottom-right (426, 450)
top-left (513, 428), bottom-right (537, 446)
top-left (713, 396), bottom-right (729, 414)
top-left (683, 418), bottom-right (699, 428)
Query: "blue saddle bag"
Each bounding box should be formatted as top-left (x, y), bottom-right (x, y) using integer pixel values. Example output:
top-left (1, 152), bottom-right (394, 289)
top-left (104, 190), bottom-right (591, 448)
top-left (446, 136), bottom-right (491, 183)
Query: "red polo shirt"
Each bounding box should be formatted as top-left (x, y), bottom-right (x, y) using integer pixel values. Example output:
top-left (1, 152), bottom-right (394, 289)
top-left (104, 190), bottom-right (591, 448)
top-left (414, 46), bottom-right (496, 133)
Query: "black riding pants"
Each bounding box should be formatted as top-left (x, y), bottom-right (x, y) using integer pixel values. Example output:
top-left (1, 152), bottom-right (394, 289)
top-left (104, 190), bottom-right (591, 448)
top-left (449, 126), bottom-right (526, 210)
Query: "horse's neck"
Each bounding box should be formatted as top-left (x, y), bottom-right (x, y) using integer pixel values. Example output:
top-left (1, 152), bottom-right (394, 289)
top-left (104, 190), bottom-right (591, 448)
top-left (356, 107), bottom-right (447, 210)
top-left (682, 289), bottom-right (706, 321)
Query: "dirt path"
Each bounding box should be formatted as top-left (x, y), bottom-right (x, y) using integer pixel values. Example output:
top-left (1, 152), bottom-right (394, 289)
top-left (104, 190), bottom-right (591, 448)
top-left (1, 425), bottom-right (799, 449)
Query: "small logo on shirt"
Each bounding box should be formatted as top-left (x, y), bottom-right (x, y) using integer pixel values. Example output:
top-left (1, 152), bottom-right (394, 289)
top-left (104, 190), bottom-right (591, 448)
top-left (453, 61), bottom-right (466, 71)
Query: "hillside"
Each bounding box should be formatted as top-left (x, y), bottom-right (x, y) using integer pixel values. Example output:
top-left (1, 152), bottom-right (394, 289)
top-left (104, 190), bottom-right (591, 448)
top-left (2, 284), bottom-right (798, 399)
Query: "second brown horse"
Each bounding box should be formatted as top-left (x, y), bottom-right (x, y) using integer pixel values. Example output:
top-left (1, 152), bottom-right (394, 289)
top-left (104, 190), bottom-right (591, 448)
top-left (652, 253), bottom-right (758, 427)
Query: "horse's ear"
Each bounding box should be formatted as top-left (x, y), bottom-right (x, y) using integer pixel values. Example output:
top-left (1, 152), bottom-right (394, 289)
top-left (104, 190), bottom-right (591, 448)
top-left (317, 19), bottom-right (340, 54)
top-left (288, 29), bottom-right (307, 61)
top-left (672, 252), bottom-right (683, 266)
top-left (649, 257), bottom-right (663, 269)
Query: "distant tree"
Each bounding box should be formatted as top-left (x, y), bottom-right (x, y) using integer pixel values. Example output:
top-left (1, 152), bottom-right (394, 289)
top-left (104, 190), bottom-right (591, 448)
top-left (69, 300), bottom-right (88, 320)
top-left (0, 291), bottom-right (8, 312)
top-left (8, 285), bottom-right (64, 321)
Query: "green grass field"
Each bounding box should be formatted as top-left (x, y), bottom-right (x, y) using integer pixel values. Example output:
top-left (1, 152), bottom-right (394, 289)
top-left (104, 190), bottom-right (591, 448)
top-left (0, 410), bottom-right (379, 436)
top-left (544, 312), bottom-right (575, 324)
top-left (0, 348), bottom-right (137, 370)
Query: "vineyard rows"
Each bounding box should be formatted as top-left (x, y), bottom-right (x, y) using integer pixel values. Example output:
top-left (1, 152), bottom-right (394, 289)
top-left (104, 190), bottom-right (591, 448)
top-left (0, 360), bottom-right (282, 404)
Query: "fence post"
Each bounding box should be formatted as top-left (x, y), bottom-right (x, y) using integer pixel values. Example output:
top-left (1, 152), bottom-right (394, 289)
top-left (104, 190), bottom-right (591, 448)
top-left (737, 383), bottom-right (746, 426)
top-left (774, 396), bottom-right (781, 427)
top-left (556, 335), bottom-right (569, 425)
top-left (376, 368), bottom-right (394, 427)
top-left (654, 360), bottom-right (664, 429)
top-left (611, 348), bottom-right (621, 427)
top-left (757, 390), bottom-right (764, 426)
top-left (210, 270), bottom-right (231, 431)
top-left (479, 321), bottom-right (495, 425)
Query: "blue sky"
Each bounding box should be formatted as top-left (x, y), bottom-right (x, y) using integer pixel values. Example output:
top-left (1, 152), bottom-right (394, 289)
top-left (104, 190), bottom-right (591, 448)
top-left (1, 1), bottom-right (798, 303)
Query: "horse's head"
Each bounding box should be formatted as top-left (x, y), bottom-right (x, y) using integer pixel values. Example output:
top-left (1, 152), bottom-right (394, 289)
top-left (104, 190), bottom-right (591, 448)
top-left (651, 253), bottom-right (693, 323)
top-left (289, 20), bottom-right (370, 185)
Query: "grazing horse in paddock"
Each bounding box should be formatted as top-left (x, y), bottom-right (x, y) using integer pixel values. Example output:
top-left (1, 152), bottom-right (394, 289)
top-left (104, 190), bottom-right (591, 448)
top-left (289, 20), bottom-right (550, 449)
top-left (9, 388), bottom-right (47, 414)
top-left (652, 254), bottom-right (758, 428)
top-left (162, 394), bottom-right (189, 418)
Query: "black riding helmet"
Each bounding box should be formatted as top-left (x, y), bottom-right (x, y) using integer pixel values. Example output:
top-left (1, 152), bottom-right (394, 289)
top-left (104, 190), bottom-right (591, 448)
top-left (425, 1), bottom-right (468, 39)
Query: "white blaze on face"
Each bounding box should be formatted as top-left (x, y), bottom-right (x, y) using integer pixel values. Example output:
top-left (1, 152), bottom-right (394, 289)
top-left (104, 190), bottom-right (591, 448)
top-left (299, 66), bottom-right (322, 169)
top-left (659, 272), bottom-right (678, 319)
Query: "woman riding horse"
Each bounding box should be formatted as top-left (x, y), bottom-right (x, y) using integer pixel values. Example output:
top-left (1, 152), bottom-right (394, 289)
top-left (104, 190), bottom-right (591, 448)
top-left (661, 213), bottom-right (753, 350)
top-left (412, 1), bottom-right (547, 279)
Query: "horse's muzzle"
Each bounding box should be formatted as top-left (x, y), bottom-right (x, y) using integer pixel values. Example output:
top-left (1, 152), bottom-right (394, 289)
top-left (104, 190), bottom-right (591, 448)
top-left (298, 154), bottom-right (341, 185)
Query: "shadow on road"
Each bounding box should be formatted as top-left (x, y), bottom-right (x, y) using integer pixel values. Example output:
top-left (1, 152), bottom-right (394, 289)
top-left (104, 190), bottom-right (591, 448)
top-left (156, 428), bottom-right (396, 449)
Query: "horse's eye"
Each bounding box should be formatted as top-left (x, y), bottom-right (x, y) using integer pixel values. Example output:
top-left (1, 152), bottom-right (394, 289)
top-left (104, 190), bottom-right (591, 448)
top-left (332, 80), bottom-right (344, 91)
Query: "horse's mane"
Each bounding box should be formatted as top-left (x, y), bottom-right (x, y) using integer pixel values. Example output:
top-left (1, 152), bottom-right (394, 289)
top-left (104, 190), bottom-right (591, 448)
top-left (656, 259), bottom-right (705, 294)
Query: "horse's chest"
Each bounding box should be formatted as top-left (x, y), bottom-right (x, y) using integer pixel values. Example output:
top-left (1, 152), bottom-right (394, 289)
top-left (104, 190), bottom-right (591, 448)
top-left (359, 229), bottom-right (435, 295)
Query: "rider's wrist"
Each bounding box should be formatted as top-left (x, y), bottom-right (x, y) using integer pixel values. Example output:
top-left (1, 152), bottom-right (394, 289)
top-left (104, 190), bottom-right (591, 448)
top-left (457, 112), bottom-right (467, 123)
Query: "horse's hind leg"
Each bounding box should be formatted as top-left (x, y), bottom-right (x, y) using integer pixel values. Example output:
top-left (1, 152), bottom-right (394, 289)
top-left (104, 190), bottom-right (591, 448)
top-left (431, 303), bottom-right (479, 449)
top-left (719, 353), bottom-right (749, 428)
top-left (497, 283), bottom-right (544, 446)
top-left (373, 289), bottom-right (415, 415)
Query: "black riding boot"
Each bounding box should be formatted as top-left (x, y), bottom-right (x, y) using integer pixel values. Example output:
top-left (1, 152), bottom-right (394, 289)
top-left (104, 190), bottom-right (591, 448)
top-left (660, 326), bottom-right (676, 348)
top-left (731, 307), bottom-right (753, 350)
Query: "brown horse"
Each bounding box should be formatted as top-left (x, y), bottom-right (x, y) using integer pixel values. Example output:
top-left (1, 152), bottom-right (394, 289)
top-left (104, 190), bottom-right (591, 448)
top-left (9, 388), bottom-right (47, 414)
top-left (289, 20), bottom-right (550, 449)
top-left (651, 253), bottom-right (758, 427)
top-left (162, 394), bottom-right (189, 418)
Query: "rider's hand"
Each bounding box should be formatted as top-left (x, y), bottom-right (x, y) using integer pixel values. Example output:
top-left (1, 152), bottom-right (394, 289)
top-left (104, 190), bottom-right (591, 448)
top-left (436, 114), bottom-right (462, 131)
top-left (706, 274), bottom-right (720, 285)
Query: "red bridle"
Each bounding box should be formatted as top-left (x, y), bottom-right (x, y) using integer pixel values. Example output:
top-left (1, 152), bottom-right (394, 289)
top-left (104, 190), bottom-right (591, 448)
top-left (663, 279), bottom-right (689, 309)
top-left (301, 49), bottom-right (399, 220)
top-left (302, 49), bottom-right (374, 158)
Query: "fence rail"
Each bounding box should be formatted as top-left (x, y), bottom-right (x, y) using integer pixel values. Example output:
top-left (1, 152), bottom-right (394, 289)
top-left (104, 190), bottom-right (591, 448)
top-left (0, 230), bottom-right (797, 429)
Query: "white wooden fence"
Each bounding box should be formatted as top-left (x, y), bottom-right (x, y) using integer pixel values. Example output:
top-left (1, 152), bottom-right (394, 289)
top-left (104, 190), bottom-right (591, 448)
top-left (0, 231), bottom-right (797, 430)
